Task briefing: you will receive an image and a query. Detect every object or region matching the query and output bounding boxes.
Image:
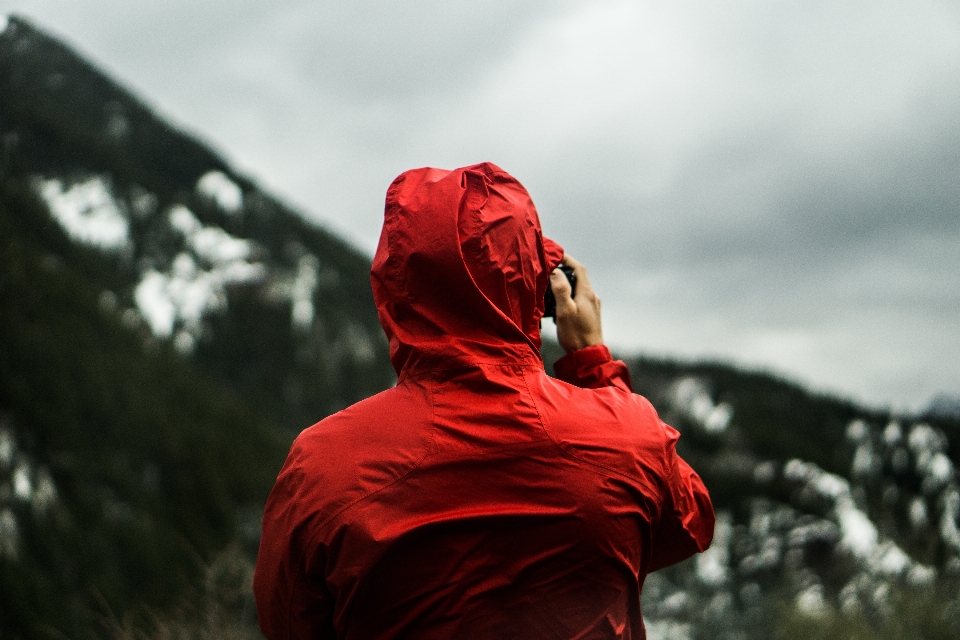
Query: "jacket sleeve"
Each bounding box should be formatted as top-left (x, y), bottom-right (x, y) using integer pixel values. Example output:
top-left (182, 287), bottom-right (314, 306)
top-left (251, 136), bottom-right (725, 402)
top-left (648, 422), bottom-right (715, 572)
top-left (553, 344), bottom-right (633, 392)
top-left (254, 450), bottom-right (337, 640)
top-left (555, 345), bottom-right (715, 569)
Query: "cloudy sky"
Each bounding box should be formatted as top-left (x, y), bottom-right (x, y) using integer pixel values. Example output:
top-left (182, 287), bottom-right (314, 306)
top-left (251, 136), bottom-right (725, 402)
top-left (4, 0), bottom-right (959, 411)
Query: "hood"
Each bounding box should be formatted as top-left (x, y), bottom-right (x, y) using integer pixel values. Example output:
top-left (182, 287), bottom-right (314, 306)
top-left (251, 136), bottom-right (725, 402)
top-left (372, 163), bottom-right (564, 377)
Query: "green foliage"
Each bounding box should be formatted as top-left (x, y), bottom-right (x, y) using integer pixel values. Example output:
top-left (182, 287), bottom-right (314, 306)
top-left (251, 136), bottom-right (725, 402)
top-left (0, 184), bottom-right (287, 638)
top-left (773, 580), bottom-right (960, 640)
top-left (98, 545), bottom-right (262, 640)
top-left (0, 17), bottom-right (395, 639)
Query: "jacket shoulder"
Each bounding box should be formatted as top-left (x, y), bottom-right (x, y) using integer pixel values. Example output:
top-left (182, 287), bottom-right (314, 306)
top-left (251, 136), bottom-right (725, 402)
top-left (533, 373), bottom-right (673, 493)
top-left (282, 383), bottom-right (435, 531)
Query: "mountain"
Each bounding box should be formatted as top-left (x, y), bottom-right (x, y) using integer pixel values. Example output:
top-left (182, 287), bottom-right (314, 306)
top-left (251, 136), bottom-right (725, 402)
top-left (0, 15), bottom-right (395, 430)
top-left (622, 356), bottom-right (960, 638)
top-left (0, 14), bottom-right (391, 639)
top-left (1, 14), bottom-right (958, 640)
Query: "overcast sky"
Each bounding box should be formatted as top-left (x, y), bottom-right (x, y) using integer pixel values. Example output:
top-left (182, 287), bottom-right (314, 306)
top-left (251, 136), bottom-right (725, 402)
top-left (4, 0), bottom-right (959, 412)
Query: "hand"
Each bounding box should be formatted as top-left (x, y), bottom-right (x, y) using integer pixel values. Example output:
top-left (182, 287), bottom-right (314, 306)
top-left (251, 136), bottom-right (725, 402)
top-left (550, 255), bottom-right (604, 353)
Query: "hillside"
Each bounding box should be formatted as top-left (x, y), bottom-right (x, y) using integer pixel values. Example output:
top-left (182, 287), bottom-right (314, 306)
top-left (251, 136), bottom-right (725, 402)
top-left (0, 15), bottom-right (394, 432)
top-left (1, 184), bottom-right (287, 636)
top-left (0, 14), bottom-right (390, 639)
top-left (620, 355), bottom-right (960, 638)
top-left (1, 14), bottom-right (958, 640)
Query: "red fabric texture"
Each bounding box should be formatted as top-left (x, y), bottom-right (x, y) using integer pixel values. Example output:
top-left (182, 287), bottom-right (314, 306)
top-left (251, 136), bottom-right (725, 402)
top-left (254, 163), bottom-right (714, 639)
top-left (554, 344), bottom-right (633, 393)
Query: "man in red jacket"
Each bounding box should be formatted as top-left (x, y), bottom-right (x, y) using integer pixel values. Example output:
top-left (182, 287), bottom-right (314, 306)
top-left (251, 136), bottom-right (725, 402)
top-left (254, 163), bottom-right (714, 639)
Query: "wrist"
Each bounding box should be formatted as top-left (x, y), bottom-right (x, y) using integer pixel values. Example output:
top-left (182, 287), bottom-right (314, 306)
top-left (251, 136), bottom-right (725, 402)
top-left (553, 343), bottom-right (612, 377)
top-left (560, 332), bottom-right (604, 353)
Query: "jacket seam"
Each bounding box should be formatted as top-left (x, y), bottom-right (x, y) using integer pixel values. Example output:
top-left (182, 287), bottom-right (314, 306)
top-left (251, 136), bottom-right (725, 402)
top-left (517, 367), bottom-right (663, 500)
top-left (399, 358), bottom-right (544, 382)
top-left (283, 385), bottom-right (439, 638)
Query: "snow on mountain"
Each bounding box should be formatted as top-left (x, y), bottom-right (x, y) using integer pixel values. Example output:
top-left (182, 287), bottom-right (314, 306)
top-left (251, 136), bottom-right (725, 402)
top-left (289, 254), bottom-right (319, 329)
top-left (33, 176), bottom-right (129, 251)
top-left (134, 205), bottom-right (265, 349)
top-left (0, 422), bottom-right (58, 563)
top-left (641, 409), bottom-right (959, 636)
top-left (195, 170), bottom-right (243, 213)
top-left (783, 458), bottom-right (934, 581)
top-left (672, 377), bottom-right (733, 434)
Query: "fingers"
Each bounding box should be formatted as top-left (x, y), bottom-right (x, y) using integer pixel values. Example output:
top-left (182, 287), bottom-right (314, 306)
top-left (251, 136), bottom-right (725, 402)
top-left (552, 253), bottom-right (604, 353)
top-left (550, 266), bottom-right (574, 304)
top-left (561, 254), bottom-right (597, 301)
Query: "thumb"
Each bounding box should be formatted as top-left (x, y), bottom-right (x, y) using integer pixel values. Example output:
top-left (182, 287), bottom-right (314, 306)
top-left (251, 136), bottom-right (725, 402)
top-left (550, 268), bottom-right (576, 315)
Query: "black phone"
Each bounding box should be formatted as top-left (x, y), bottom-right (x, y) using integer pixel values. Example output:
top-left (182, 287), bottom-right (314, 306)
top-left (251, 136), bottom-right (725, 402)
top-left (543, 264), bottom-right (577, 319)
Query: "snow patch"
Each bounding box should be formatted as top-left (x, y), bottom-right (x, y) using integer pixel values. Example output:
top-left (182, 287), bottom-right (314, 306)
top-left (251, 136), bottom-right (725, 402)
top-left (0, 15), bottom-right (8, 33)
top-left (34, 176), bottom-right (129, 250)
top-left (135, 208), bottom-right (264, 340)
top-left (0, 428), bottom-right (13, 468)
top-left (0, 427), bottom-right (57, 517)
top-left (173, 331), bottom-right (195, 355)
top-left (908, 423), bottom-right (943, 454)
top-left (927, 453), bottom-right (953, 486)
top-left (291, 255), bottom-right (319, 328)
top-left (705, 404), bottom-right (733, 433)
top-left (661, 591), bottom-right (689, 616)
top-left (130, 187), bottom-right (158, 218)
top-left (871, 541), bottom-right (910, 575)
top-left (13, 463), bottom-right (31, 500)
top-left (0, 509), bottom-right (17, 560)
top-left (196, 171), bottom-right (243, 213)
top-left (846, 419), bottom-right (869, 442)
top-left (796, 584), bottom-right (829, 617)
top-left (169, 205), bottom-right (253, 263)
top-left (909, 497), bottom-right (928, 528)
top-left (784, 458), bottom-right (931, 576)
top-left (268, 254), bottom-right (326, 330)
top-left (883, 421), bottom-right (901, 445)
top-left (644, 619), bottom-right (692, 640)
top-left (342, 323), bottom-right (377, 363)
top-left (672, 378), bottom-right (732, 434)
top-left (851, 443), bottom-right (874, 477)
top-left (941, 490), bottom-right (960, 552)
top-left (135, 254), bottom-right (263, 339)
top-left (696, 511), bottom-right (731, 585)
top-left (814, 471), bottom-right (849, 500)
top-left (907, 564), bottom-right (936, 587)
top-left (169, 205), bottom-right (201, 235)
top-left (135, 271), bottom-right (177, 337)
top-left (31, 469), bottom-right (57, 512)
top-left (904, 423), bottom-right (954, 492)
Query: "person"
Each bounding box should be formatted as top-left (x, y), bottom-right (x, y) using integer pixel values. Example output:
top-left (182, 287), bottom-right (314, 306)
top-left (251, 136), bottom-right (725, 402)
top-left (254, 162), bottom-right (714, 639)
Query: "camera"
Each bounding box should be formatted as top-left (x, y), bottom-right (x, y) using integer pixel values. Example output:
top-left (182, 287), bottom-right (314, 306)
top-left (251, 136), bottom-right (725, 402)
top-left (543, 264), bottom-right (577, 319)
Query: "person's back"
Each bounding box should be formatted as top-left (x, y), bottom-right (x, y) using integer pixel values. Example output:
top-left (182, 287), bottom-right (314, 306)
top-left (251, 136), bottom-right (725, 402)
top-left (254, 163), bottom-right (714, 639)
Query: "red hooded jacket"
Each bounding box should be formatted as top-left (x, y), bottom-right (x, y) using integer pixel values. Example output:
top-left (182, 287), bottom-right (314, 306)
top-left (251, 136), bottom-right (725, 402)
top-left (254, 163), bottom-right (714, 639)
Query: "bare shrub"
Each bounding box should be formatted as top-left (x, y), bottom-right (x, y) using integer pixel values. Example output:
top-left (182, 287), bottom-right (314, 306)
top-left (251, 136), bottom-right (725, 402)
top-left (99, 544), bottom-right (262, 640)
